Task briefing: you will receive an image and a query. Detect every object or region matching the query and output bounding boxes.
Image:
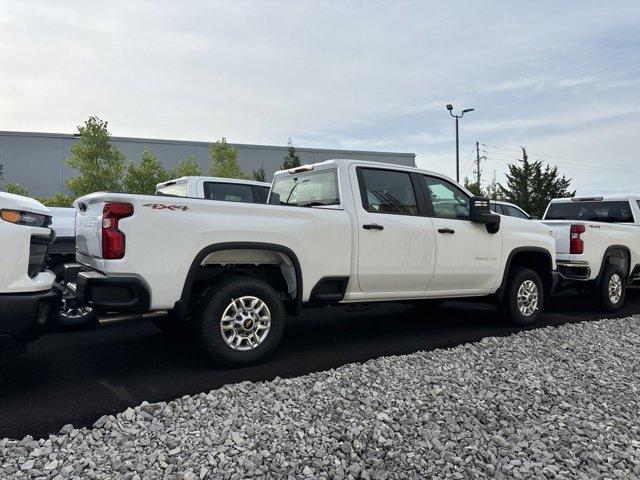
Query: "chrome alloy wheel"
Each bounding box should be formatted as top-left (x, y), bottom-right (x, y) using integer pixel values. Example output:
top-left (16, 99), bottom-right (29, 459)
top-left (608, 273), bottom-right (623, 304)
top-left (220, 296), bottom-right (271, 351)
top-left (516, 280), bottom-right (539, 316)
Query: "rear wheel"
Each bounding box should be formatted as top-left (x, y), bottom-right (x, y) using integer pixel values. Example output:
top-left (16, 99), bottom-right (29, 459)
top-left (194, 277), bottom-right (285, 367)
top-left (503, 267), bottom-right (544, 326)
top-left (598, 264), bottom-right (625, 312)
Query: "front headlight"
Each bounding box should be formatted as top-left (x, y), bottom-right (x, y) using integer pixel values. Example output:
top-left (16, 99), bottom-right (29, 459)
top-left (0, 209), bottom-right (51, 227)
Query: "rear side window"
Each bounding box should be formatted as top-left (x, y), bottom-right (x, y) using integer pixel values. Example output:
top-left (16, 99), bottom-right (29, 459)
top-left (358, 168), bottom-right (418, 215)
top-left (270, 170), bottom-right (339, 207)
top-left (204, 182), bottom-right (254, 203)
top-left (258, 186), bottom-right (270, 203)
top-left (491, 203), bottom-right (504, 214)
top-left (505, 205), bottom-right (529, 219)
top-left (545, 201), bottom-right (635, 223)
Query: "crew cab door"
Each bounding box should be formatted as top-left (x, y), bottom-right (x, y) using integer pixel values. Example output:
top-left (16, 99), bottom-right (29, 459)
top-left (420, 175), bottom-right (502, 292)
top-left (353, 166), bottom-right (436, 293)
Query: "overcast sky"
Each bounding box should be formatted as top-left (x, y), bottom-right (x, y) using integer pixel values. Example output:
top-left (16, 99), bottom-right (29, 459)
top-left (1, 1), bottom-right (639, 194)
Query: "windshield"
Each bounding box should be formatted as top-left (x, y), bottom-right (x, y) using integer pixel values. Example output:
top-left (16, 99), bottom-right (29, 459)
top-left (269, 170), bottom-right (339, 207)
top-left (545, 201), bottom-right (635, 223)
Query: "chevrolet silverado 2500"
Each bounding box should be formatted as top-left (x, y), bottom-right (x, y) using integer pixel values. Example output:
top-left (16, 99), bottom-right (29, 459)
top-left (542, 195), bottom-right (640, 311)
top-left (64, 160), bottom-right (558, 367)
top-left (0, 192), bottom-right (61, 355)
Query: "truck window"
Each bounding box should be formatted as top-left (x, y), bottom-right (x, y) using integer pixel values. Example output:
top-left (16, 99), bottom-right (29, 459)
top-left (422, 176), bottom-right (470, 220)
top-left (358, 168), bottom-right (418, 215)
top-left (258, 186), bottom-right (271, 203)
top-left (505, 205), bottom-right (529, 219)
top-left (204, 182), bottom-right (254, 203)
top-left (545, 201), bottom-right (634, 223)
top-left (157, 183), bottom-right (188, 197)
top-left (270, 170), bottom-right (339, 207)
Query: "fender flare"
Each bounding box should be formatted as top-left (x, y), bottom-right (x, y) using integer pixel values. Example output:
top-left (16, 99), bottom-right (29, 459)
top-left (597, 245), bottom-right (631, 281)
top-left (496, 247), bottom-right (554, 301)
top-left (173, 242), bottom-right (303, 317)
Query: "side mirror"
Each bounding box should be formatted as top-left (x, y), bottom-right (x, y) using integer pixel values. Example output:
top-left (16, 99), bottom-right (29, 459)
top-left (469, 196), bottom-right (501, 233)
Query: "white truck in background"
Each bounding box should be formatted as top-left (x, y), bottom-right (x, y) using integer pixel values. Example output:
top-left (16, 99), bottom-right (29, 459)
top-left (62, 160), bottom-right (558, 367)
top-left (156, 176), bottom-right (271, 203)
top-left (542, 196), bottom-right (640, 311)
top-left (0, 192), bottom-right (61, 355)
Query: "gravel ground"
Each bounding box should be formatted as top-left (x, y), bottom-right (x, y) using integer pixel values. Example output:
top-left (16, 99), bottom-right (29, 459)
top-left (2, 316), bottom-right (640, 479)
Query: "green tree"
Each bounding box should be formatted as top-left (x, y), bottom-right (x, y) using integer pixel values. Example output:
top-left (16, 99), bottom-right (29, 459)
top-left (499, 147), bottom-right (574, 218)
top-left (123, 147), bottom-right (169, 194)
top-left (209, 137), bottom-right (250, 179)
top-left (169, 155), bottom-right (202, 178)
top-left (4, 182), bottom-right (29, 196)
top-left (35, 192), bottom-right (74, 207)
top-left (66, 116), bottom-right (126, 196)
top-left (253, 165), bottom-right (266, 182)
top-left (281, 138), bottom-right (301, 170)
top-left (463, 178), bottom-right (483, 196)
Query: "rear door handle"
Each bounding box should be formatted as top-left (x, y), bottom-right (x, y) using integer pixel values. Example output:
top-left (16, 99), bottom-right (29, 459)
top-left (438, 228), bottom-right (455, 234)
top-left (363, 223), bottom-right (384, 230)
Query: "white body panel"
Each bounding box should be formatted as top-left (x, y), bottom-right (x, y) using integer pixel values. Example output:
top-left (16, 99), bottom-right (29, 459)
top-left (0, 192), bottom-right (55, 294)
top-left (542, 196), bottom-right (640, 281)
top-left (73, 160), bottom-right (557, 311)
top-left (49, 207), bottom-right (76, 239)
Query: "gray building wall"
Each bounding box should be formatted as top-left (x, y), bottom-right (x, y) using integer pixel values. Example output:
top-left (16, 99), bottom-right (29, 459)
top-left (0, 131), bottom-right (416, 197)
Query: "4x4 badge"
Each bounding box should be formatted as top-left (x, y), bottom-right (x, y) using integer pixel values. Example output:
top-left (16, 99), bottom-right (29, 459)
top-left (142, 203), bottom-right (188, 211)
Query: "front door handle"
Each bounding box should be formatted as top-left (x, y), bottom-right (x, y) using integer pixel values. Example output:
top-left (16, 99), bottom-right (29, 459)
top-left (363, 223), bottom-right (384, 230)
top-left (438, 228), bottom-right (455, 234)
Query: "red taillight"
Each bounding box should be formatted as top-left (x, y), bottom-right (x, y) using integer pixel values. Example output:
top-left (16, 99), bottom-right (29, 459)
top-left (102, 202), bottom-right (133, 259)
top-left (570, 224), bottom-right (585, 254)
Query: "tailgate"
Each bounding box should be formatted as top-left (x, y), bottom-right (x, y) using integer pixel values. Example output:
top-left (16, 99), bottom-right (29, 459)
top-left (541, 220), bottom-right (572, 254)
top-left (74, 198), bottom-right (104, 259)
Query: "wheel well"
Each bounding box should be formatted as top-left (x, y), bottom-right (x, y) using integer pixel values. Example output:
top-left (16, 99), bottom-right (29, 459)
top-left (177, 246), bottom-right (301, 319)
top-left (601, 247), bottom-right (630, 279)
top-left (505, 250), bottom-right (554, 297)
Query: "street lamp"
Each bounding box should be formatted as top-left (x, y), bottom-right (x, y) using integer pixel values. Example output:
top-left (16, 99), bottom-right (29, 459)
top-left (446, 104), bottom-right (474, 183)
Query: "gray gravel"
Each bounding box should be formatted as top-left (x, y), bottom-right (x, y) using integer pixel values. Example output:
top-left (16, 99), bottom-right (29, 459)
top-left (2, 316), bottom-right (640, 479)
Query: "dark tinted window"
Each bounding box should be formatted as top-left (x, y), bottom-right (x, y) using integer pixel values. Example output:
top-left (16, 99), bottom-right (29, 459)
top-left (491, 203), bottom-right (505, 214)
top-left (505, 205), bottom-right (529, 219)
top-left (204, 182), bottom-right (254, 203)
top-left (545, 201), bottom-right (634, 223)
top-left (258, 186), bottom-right (270, 203)
top-left (423, 176), bottom-right (470, 219)
top-left (359, 168), bottom-right (418, 215)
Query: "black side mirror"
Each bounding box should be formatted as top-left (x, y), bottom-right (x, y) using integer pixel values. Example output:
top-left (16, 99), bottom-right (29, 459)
top-left (469, 196), bottom-right (501, 233)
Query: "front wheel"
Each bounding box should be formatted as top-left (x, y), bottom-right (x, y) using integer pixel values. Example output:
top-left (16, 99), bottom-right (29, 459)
top-left (194, 277), bottom-right (285, 367)
top-left (503, 267), bottom-right (544, 326)
top-left (598, 264), bottom-right (625, 312)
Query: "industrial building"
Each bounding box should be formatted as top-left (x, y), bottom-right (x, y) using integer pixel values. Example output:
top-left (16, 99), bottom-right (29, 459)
top-left (0, 131), bottom-right (416, 197)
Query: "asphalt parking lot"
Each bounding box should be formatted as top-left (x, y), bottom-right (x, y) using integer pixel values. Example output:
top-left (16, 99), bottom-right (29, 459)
top-left (1, 289), bottom-right (639, 440)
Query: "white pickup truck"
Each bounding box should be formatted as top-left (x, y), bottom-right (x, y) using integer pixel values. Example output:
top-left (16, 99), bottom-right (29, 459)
top-left (0, 192), bottom-right (61, 355)
top-left (542, 196), bottom-right (640, 311)
top-left (63, 160), bottom-right (558, 367)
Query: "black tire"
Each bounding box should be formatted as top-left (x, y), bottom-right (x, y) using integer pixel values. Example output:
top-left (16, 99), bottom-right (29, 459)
top-left (194, 277), bottom-right (285, 367)
top-left (150, 311), bottom-right (193, 335)
top-left (502, 267), bottom-right (544, 326)
top-left (598, 264), bottom-right (626, 312)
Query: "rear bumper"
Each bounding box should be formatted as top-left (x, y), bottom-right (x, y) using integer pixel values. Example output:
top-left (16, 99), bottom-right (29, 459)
top-left (64, 264), bottom-right (149, 313)
top-left (0, 287), bottom-right (62, 353)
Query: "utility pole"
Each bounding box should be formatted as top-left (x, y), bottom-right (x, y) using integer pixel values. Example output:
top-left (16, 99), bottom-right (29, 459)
top-left (474, 141), bottom-right (486, 188)
top-left (446, 104), bottom-right (474, 183)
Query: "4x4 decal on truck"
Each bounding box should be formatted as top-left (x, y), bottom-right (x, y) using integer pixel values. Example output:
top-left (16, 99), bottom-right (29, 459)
top-left (142, 203), bottom-right (189, 211)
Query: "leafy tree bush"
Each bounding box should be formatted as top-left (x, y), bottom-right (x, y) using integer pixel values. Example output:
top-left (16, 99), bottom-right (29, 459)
top-left (253, 166), bottom-right (266, 182)
top-left (463, 178), bottom-right (483, 196)
top-left (499, 147), bottom-right (574, 218)
top-left (170, 155), bottom-right (202, 178)
top-left (209, 138), bottom-right (250, 179)
top-left (123, 147), bottom-right (169, 195)
top-left (35, 192), bottom-right (74, 207)
top-left (66, 116), bottom-right (126, 196)
top-left (281, 138), bottom-right (301, 170)
top-left (4, 182), bottom-right (29, 197)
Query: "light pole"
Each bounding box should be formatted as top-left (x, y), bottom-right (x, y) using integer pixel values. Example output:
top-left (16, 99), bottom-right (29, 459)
top-left (446, 104), bottom-right (474, 183)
